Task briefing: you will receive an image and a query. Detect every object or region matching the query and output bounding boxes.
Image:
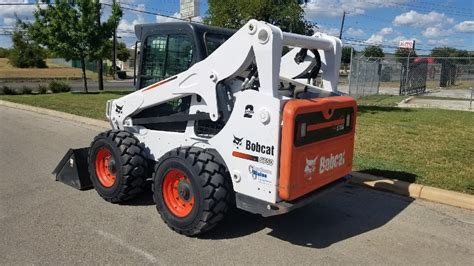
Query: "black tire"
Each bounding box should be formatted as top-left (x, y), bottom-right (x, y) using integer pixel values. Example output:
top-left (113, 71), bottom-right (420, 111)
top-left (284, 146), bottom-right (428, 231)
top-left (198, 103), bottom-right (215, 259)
top-left (153, 147), bottom-right (233, 236)
top-left (88, 130), bottom-right (148, 203)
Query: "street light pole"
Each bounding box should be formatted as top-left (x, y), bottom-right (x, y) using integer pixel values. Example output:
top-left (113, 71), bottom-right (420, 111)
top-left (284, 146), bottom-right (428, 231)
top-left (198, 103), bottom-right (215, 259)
top-left (112, 0), bottom-right (117, 80)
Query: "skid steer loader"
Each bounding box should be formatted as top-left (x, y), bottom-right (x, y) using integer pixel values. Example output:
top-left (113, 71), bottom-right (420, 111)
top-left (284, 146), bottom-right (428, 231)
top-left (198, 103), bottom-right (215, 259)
top-left (53, 20), bottom-right (356, 236)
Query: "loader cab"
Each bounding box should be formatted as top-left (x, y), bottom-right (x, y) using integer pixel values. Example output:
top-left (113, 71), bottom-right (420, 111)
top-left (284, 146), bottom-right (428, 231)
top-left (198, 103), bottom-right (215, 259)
top-left (135, 22), bottom-right (235, 90)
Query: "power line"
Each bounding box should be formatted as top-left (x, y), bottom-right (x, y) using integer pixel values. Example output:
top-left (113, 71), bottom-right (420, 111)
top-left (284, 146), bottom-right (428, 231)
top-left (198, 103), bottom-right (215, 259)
top-left (117, 0), bottom-right (176, 16)
top-left (0, 3), bottom-right (37, 5)
top-left (102, 3), bottom-right (198, 24)
top-left (362, 0), bottom-right (472, 18)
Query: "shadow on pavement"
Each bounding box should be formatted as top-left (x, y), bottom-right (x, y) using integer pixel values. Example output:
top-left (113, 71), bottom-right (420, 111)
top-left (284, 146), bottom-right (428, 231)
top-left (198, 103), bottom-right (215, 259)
top-left (359, 169), bottom-right (417, 183)
top-left (200, 183), bottom-right (413, 249)
top-left (120, 181), bottom-right (155, 206)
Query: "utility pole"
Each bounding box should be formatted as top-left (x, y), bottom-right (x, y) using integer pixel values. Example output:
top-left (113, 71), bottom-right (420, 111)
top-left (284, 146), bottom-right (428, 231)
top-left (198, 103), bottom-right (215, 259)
top-left (97, 5), bottom-right (104, 91)
top-left (339, 11), bottom-right (346, 39)
top-left (112, 0), bottom-right (117, 80)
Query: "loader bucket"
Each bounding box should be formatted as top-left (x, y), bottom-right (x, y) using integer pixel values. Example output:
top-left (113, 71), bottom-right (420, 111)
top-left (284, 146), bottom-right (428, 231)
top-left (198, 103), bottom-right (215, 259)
top-left (52, 148), bottom-right (93, 190)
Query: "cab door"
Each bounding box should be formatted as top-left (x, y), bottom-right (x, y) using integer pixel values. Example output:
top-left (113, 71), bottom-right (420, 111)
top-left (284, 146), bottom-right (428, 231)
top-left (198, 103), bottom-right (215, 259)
top-left (138, 32), bottom-right (195, 89)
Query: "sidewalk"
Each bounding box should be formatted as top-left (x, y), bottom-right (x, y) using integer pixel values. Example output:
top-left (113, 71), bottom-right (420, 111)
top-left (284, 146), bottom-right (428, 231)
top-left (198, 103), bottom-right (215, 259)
top-left (398, 97), bottom-right (473, 112)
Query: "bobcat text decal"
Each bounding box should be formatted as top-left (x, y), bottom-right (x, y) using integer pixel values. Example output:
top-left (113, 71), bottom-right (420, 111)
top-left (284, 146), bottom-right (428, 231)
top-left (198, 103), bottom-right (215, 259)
top-left (232, 136), bottom-right (274, 165)
top-left (304, 151), bottom-right (346, 177)
top-left (319, 151), bottom-right (345, 174)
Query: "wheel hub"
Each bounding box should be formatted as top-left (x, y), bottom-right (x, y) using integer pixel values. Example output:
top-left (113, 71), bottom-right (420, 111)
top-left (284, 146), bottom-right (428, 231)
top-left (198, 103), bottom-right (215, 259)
top-left (178, 181), bottom-right (192, 201)
top-left (94, 147), bottom-right (117, 188)
top-left (162, 169), bottom-right (195, 218)
top-left (107, 160), bottom-right (117, 175)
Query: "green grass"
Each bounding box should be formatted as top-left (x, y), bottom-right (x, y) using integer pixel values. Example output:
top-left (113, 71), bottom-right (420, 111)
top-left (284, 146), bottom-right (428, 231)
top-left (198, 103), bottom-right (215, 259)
top-left (355, 94), bottom-right (408, 107)
top-left (0, 91), bottom-right (130, 120)
top-left (1, 93), bottom-right (473, 194)
top-left (354, 96), bottom-right (474, 194)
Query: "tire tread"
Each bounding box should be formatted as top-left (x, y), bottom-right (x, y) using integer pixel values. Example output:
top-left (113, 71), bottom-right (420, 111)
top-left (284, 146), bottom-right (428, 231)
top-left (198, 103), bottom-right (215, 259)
top-left (153, 147), bottom-right (232, 236)
top-left (89, 130), bottom-right (148, 203)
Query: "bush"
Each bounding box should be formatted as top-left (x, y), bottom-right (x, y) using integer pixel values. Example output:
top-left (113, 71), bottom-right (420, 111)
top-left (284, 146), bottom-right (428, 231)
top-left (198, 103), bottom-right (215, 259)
top-left (37, 84), bottom-right (48, 94)
top-left (21, 86), bottom-right (32, 94)
top-left (49, 80), bottom-right (71, 93)
top-left (2, 86), bottom-right (18, 95)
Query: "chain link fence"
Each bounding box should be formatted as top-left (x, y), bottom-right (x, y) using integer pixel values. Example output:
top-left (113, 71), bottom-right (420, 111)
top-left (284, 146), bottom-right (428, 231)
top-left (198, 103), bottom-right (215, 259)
top-left (345, 56), bottom-right (474, 99)
top-left (347, 57), bottom-right (381, 97)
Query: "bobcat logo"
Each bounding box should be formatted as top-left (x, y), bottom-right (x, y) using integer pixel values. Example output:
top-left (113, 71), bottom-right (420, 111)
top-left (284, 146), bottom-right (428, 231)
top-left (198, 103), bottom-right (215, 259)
top-left (233, 136), bottom-right (243, 148)
top-left (115, 104), bottom-right (123, 114)
top-left (304, 156), bottom-right (318, 177)
top-left (244, 105), bottom-right (254, 118)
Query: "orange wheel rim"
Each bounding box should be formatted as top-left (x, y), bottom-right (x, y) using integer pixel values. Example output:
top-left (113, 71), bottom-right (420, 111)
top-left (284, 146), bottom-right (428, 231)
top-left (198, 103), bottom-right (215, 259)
top-left (95, 147), bottom-right (117, 188)
top-left (162, 169), bottom-right (195, 218)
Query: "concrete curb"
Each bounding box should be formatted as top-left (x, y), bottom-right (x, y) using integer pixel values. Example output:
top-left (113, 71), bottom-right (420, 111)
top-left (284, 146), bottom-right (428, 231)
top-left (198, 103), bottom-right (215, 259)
top-left (401, 96), bottom-right (414, 104)
top-left (350, 172), bottom-right (474, 210)
top-left (0, 100), bottom-right (109, 129)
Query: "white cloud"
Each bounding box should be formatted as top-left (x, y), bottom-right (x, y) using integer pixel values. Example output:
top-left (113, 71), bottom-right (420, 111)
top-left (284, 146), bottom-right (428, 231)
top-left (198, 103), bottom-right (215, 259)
top-left (427, 38), bottom-right (463, 47)
top-left (0, 0), bottom-right (40, 19)
top-left (390, 35), bottom-right (407, 44)
top-left (316, 25), bottom-right (339, 36)
top-left (117, 15), bottom-right (145, 37)
top-left (393, 10), bottom-right (454, 28)
top-left (367, 34), bottom-right (384, 44)
top-left (422, 27), bottom-right (453, 38)
top-left (345, 27), bottom-right (365, 37)
top-left (303, 0), bottom-right (408, 19)
top-left (379, 27), bottom-right (393, 35)
top-left (365, 27), bottom-right (394, 44)
top-left (3, 17), bottom-right (17, 26)
top-left (427, 38), bottom-right (451, 46)
top-left (454, 21), bottom-right (474, 33)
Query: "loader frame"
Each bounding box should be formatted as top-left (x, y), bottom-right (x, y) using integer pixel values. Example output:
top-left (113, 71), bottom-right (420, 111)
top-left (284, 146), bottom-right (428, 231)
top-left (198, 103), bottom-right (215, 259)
top-left (105, 20), bottom-right (345, 206)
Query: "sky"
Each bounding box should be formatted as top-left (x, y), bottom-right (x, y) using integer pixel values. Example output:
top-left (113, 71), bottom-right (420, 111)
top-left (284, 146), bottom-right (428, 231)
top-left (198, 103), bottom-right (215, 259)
top-left (0, 0), bottom-right (473, 55)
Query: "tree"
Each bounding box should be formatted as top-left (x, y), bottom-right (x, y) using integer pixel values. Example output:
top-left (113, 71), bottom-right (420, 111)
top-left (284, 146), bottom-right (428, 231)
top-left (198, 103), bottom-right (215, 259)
top-left (115, 42), bottom-right (131, 62)
top-left (430, 47), bottom-right (457, 58)
top-left (362, 46), bottom-right (384, 58)
top-left (0, 48), bottom-right (11, 58)
top-left (204, 0), bottom-right (315, 35)
top-left (430, 47), bottom-right (470, 64)
top-left (25, 0), bottom-right (122, 93)
top-left (395, 47), bottom-right (417, 64)
top-left (341, 46), bottom-right (356, 73)
top-left (341, 46), bottom-right (356, 64)
top-left (8, 26), bottom-right (47, 68)
top-left (430, 47), bottom-right (470, 87)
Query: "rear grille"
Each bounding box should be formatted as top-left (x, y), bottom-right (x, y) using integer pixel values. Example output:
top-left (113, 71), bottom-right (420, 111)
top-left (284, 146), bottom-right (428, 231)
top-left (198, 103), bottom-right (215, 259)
top-left (294, 107), bottom-right (354, 147)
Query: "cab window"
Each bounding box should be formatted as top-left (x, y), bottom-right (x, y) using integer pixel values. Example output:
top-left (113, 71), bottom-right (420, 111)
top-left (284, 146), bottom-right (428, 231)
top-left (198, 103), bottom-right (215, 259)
top-left (140, 33), bottom-right (193, 88)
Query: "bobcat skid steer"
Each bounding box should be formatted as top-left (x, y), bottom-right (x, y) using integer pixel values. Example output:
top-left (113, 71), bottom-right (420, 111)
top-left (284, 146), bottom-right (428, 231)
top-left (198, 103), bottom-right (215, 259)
top-left (53, 20), bottom-right (356, 236)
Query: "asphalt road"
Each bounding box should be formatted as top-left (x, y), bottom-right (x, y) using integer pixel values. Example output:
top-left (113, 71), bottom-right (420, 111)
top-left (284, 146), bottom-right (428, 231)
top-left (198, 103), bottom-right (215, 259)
top-left (1, 105), bottom-right (473, 264)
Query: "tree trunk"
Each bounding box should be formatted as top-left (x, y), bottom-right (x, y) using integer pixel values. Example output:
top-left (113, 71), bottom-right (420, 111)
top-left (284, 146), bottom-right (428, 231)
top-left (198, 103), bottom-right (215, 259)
top-left (97, 59), bottom-right (104, 91)
top-left (81, 57), bottom-right (88, 93)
